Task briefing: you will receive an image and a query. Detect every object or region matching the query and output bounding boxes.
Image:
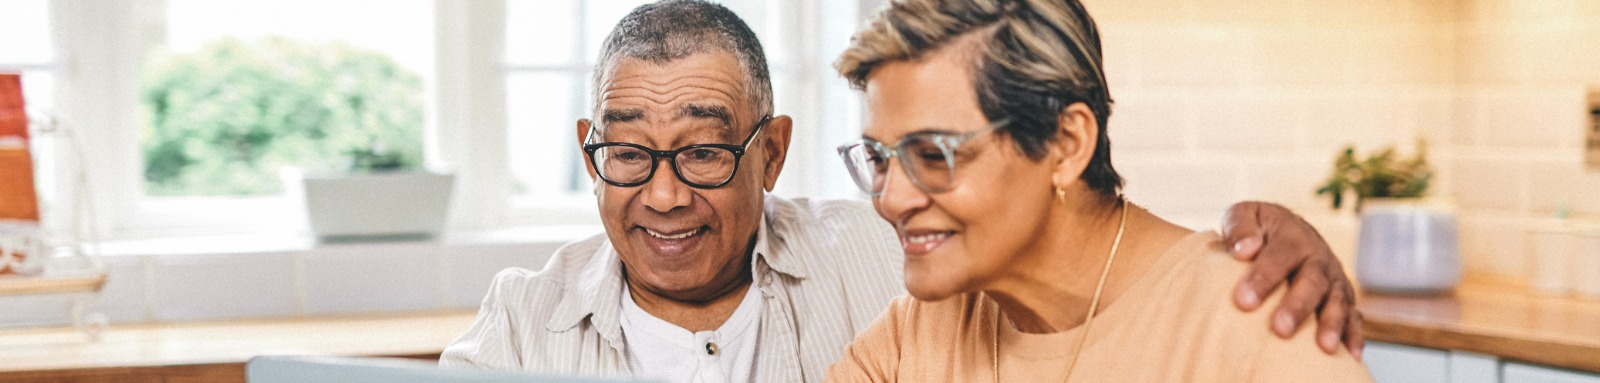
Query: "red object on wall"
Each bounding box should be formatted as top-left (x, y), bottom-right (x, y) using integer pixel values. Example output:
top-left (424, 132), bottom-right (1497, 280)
top-left (0, 74), bottom-right (37, 274)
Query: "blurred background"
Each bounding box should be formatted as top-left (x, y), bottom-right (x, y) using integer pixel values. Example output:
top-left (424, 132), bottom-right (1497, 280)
top-left (2, 0), bottom-right (1600, 381)
top-left (1, 0), bottom-right (1598, 320)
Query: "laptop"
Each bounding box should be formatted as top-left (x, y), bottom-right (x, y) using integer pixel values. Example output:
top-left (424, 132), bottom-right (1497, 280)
top-left (246, 356), bottom-right (653, 383)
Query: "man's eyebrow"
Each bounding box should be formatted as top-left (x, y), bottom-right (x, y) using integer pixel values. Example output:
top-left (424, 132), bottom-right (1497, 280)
top-left (680, 104), bottom-right (732, 126)
top-left (601, 108), bottom-right (645, 124)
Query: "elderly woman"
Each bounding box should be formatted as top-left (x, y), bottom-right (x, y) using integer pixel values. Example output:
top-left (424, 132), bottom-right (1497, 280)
top-left (824, 0), bottom-right (1372, 382)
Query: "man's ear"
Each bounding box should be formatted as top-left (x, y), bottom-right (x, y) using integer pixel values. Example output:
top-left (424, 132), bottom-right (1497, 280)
top-left (760, 115), bottom-right (794, 192)
top-left (1049, 103), bottom-right (1099, 189)
top-left (576, 119), bottom-right (598, 181)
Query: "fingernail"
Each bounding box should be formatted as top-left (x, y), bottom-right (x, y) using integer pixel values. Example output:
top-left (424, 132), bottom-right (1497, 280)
top-left (1273, 312), bottom-right (1295, 336)
top-left (1320, 332), bottom-right (1339, 351)
top-left (1353, 346), bottom-right (1364, 361)
top-left (1234, 238), bottom-right (1259, 253)
top-left (1236, 288), bottom-right (1260, 308)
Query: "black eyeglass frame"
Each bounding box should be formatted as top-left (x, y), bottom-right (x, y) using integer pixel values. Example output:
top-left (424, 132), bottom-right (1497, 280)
top-left (582, 114), bottom-right (772, 189)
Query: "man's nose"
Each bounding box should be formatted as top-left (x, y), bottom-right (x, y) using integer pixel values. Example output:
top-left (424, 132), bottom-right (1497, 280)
top-left (874, 159), bottom-right (931, 222)
top-left (640, 158), bottom-right (692, 213)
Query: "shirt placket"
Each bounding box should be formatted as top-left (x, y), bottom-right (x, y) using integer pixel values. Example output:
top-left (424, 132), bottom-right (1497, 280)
top-left (755, 265), bottom-right (803, 383)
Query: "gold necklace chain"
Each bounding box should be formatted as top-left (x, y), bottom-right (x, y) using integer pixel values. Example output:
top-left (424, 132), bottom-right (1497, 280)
top-left (993, 197), bottom-right (1128, 383)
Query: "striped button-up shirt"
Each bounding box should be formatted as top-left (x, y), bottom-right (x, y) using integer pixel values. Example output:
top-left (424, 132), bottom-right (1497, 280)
top-left (440, 195), bottom-right (905, 383)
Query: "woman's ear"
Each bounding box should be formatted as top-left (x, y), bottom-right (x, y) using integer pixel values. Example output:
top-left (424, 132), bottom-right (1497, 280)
top-left (1050, 103), bottom-right (1100, 189)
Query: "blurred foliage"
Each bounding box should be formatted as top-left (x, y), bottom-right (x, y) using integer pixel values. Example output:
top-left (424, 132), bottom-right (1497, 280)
top-left (140, 37), bottom-right (424, 197)
top-left (1315, 140), bottom-right (1433, 211)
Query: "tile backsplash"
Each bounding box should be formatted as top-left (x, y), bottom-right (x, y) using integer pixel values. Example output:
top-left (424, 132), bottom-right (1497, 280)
top-left (1081, 0), bottom-right (1600, 280)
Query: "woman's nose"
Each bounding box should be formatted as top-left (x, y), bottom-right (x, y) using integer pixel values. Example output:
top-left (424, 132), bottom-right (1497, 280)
top-left (874, 159), bottom-right (931, 223)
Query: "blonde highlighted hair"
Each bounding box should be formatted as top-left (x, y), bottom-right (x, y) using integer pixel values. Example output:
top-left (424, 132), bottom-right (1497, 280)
top-left (836, 0), bottom-right (1121, 196)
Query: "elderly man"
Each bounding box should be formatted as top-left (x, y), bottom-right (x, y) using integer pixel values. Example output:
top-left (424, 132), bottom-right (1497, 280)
top-left (441, 1), bottom-right (1362, 382)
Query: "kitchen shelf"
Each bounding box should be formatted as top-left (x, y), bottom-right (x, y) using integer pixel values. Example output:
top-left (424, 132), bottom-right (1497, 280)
top-left (0, 273), bottom-right (107, 297)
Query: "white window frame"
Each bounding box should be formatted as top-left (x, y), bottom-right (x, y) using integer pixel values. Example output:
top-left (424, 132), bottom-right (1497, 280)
top-left (47, 0), bottom-right (865, 241)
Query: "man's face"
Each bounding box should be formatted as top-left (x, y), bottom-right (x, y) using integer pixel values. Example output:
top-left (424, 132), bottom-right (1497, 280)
top-left (576, 52), bottom-right (791, 302)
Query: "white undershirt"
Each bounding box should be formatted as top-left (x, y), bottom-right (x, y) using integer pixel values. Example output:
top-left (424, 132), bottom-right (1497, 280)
top-left (620, 282), bottom-right (763, 383)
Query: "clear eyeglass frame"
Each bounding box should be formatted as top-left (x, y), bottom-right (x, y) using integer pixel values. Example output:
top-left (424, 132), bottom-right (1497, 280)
top-left (835, 119), bottom-right (1009, 196)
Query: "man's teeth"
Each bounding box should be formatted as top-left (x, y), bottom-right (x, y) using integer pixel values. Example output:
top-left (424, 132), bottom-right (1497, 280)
top-left (906, 232), bottom-right (950, 244)
top-left (645, 228), bottom-right (698, 240)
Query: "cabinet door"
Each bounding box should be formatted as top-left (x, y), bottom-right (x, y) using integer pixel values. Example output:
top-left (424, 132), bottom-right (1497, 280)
top-left (1503, 362), bottom-right (1600, 383)
top-left (1366, 342), bottom-right (1452, 383)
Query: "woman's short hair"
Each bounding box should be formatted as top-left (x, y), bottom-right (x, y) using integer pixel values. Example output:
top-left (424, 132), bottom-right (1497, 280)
top-left (837, 0), bottom-right (1121, 196)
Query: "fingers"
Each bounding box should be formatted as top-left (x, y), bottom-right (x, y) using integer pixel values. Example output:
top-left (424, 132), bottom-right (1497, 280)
top-left (1346, 310), bottom-right (1366, 362)
top-left (1233, 238), bottom-right (1305, 311)
top-left (1220, 201), bottom-right (1268, 260)
top-left (1268, 259), bottom-right (1332, 338)
top-left (1313, 279), bottom-right (1354, 354)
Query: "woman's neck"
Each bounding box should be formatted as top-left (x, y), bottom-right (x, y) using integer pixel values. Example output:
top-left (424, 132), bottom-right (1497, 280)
top-left (983, 199), bottom-right (1185, 334)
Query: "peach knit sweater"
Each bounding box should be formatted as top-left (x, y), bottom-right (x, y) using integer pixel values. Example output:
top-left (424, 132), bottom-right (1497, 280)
top-left (825, 232), bottom-right (1373, 382)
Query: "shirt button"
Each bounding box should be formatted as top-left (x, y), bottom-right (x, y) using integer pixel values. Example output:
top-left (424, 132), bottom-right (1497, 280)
top-left (706, 342), bottom-right (719, 355)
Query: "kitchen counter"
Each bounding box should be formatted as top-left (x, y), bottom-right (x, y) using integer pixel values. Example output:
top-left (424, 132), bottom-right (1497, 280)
top-left (0, 311), bottom-right (475, 383)
top-left (1360, 273), bottom-right (1600, 373)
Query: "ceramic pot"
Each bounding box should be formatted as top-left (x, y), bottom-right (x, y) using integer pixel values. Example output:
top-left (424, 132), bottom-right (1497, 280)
top-left (1355, 198), bottom-right (1461, 294)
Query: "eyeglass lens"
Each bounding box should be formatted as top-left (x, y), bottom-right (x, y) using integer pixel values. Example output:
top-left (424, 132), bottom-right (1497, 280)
top-left (592, 145), bottom-right (739, 186)
top-left (840, 136), bottom-right (958, 195)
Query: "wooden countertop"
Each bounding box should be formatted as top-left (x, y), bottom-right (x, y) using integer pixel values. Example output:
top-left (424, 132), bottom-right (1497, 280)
top-left (7, 278), bottom-right (1599, 380)
top-left (1360, 274), bottom-right (1600, 372)
top-left (0, 311), bottom-right (476, 382)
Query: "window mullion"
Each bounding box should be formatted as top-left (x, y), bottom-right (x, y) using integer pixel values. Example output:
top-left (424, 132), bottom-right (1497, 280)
top-left (436, 0), bottom-right (511, 230)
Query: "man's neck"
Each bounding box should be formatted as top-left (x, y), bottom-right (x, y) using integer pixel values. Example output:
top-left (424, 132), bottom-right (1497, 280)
top-left (625, 270), bottom-right (755, 333)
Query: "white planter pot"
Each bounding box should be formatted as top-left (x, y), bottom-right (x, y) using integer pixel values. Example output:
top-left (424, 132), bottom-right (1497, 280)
top-left (300, 171), bottom-right (455, 242)
top-left (1355, 198), bottom-right (1461, 294)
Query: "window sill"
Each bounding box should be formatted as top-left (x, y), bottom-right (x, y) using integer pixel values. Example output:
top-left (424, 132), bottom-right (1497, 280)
top-left (1, 225), bottom-right (601, 330)
top-left (94, 224), bottom-right (603, 258)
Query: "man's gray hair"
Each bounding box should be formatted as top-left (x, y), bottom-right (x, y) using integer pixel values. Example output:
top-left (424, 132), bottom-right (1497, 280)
top-left (592, 0), bottom-right (774, 119)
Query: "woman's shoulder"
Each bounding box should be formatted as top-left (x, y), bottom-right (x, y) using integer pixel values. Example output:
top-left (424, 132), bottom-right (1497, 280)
top-left (1119, 231), bottom-right (1371, 381)
top-left (887, 291), bottom-right (997, 332)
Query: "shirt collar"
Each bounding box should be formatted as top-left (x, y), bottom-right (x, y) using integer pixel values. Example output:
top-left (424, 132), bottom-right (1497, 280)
top-left (545, 204), bottom-right (808, 334)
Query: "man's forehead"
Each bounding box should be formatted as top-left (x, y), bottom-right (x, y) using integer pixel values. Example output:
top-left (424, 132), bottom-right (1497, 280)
top-left (598, 54), bottom-right (751, 109)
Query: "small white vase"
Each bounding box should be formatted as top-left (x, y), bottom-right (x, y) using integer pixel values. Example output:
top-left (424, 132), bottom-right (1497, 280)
top-left (1355, 198), bottom-right (1461, 294)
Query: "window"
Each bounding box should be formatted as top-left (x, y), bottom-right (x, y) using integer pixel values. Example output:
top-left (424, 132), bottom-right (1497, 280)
top-left (124, 0), bottom-right (437, 236)
top-left (143, 0), bottom-right (435, 197)
top-left (41, 0), bottom-right (866, 240)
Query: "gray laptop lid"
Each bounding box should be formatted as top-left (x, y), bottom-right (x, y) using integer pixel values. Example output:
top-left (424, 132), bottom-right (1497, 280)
top-left (246, 356), bottom-right (651, 383)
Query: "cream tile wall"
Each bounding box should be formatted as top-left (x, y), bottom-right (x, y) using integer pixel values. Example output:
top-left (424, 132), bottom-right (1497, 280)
top-left (1080, 0), bottom-right (1454, 267)
top-left (1080, 0), bottom-right (1600, 279)
top-left (1450, 0), bottom-right (1600, 279)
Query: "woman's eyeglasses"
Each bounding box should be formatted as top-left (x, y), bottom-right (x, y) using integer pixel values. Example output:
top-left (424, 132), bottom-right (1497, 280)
top-left (835, 120), bottom-right (1007, 196)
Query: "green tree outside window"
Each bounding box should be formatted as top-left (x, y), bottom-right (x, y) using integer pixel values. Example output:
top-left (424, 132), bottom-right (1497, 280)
top-left (140, 37), bottom-right (424, 197)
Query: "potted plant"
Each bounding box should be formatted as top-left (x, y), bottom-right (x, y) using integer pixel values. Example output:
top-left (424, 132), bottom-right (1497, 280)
top-left (299, 140), bottom-right (454, 242)
top-left (1316, 141), bottom-right (1458, 294)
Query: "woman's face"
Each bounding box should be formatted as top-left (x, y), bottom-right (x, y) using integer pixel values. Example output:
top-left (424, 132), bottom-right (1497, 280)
top-left (861, 49), bottom-right (1060, 301)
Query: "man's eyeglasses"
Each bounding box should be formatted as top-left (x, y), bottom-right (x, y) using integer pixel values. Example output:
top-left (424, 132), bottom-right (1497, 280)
top-left (835, 120), bottom-right (1007, 196)
top-left (583, 115), bottom-right (771, 189)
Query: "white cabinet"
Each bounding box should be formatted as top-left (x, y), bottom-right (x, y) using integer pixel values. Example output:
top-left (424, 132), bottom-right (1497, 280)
top-left (1365, 342), bottom-right (1600, 383)
top-left (1367, 342), bottom-right (1451, 383)
top-left (1503, 363), bottom-right (1600, 383)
